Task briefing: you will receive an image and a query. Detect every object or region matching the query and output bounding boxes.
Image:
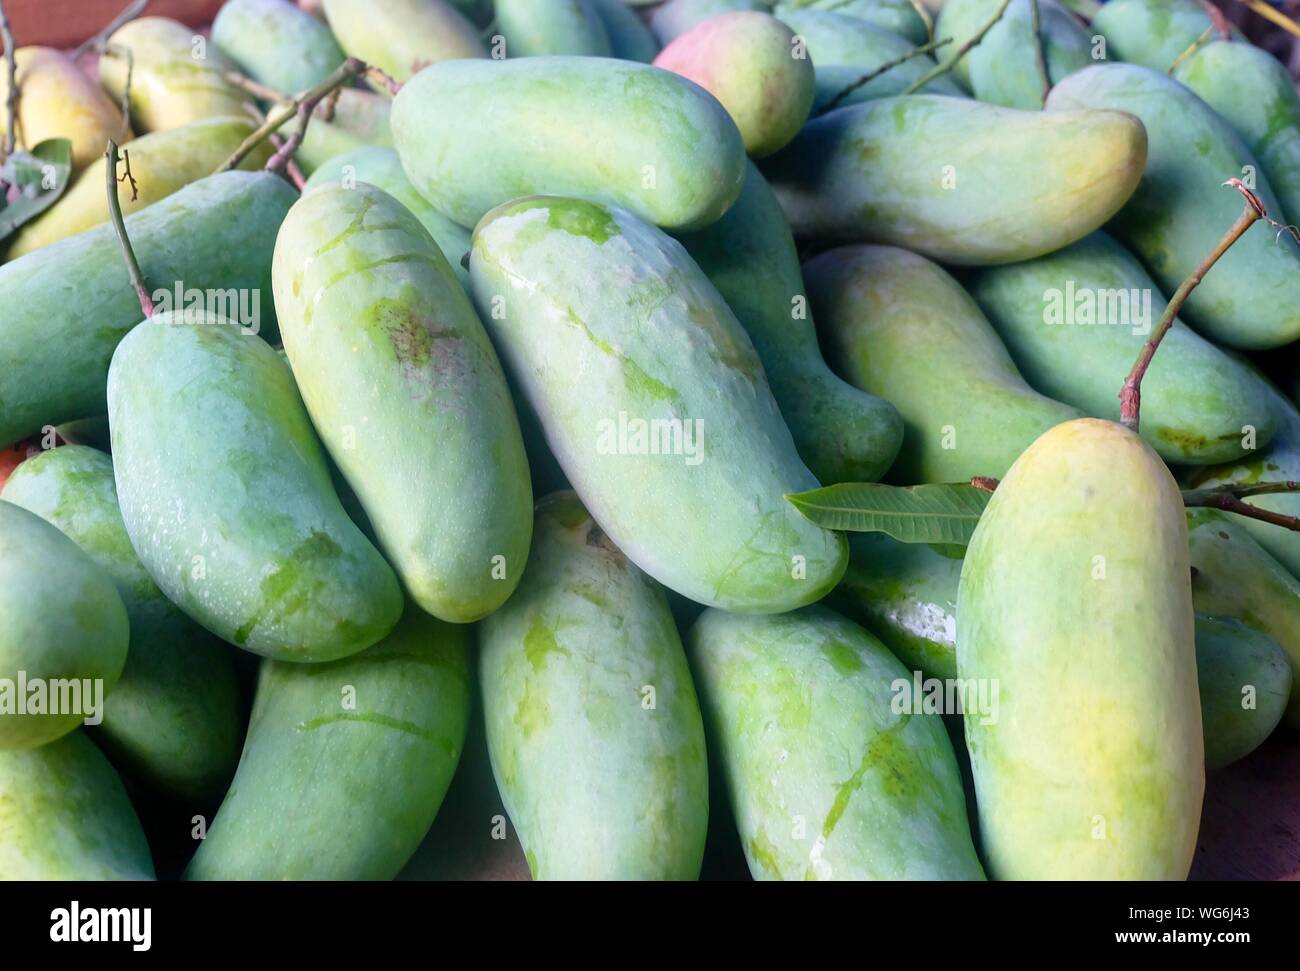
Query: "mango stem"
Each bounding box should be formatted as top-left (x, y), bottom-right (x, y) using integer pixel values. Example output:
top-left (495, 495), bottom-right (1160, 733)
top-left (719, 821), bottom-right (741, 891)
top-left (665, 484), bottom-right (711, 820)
top-left (1182, 483), bottom-right (1300, 532)
top-left (105, 140), bottom-right (155, 319)
top-left (902, 0), bottom-right (1013, 96)
top-left (819, 37), bottom-right (953, 115)
top-left (71, 0), bottom-right (148, 62)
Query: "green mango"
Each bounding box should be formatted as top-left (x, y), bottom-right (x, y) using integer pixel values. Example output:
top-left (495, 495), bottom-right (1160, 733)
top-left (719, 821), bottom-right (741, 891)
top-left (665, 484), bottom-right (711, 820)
top-left (807, 244), bottom-right (1082, 483)
top-left (392, 56), bottom-right (747, 231)
top-left (677, 163), bottom-right (902, 484)
top-left (108, 315), bottom-right (403, 662)
top-left (272, 183), bottom-right (533, 624)
top-left (185, 606), bottom-right (469, 879)
top-left (212, 0), bottom-right (346, 95)
top-left (0, 501), bottom-right (129, 750)
top-left (1174, 40), bottom-right (1300, 227)
top-left (1187, 508), bottom-right (1300, 728)
top-left (688, 605), bottom-right (985, 880)
top-left (934, 0), bottom-right (1095, 108)
top-left (959, 418), bottom-right (1203, 879)
top-left (8, 116), bottom-right (273, 259)
top-left (763, 95), bottom-right (1146, 264)
top-left (1194, 615), bottom-right (1291, 770)
top-left (590, 0), bottom-right (662, 61)
top-left (0, 732), bottom-right (154, 879)
top-left (776, 0), bottom-right (928, 45)
top-left (2, 447), bottom-right (241, 799)
top-left (1092, 0), bottom-right (1242, 71)
top-left (479, 492), bottom-right (709, 880)
top-left (100, 17), bottom-right (247, 133)
top-left (650, 0), bottom-right (772, 44)
top-left (653, 11), bottom-right (814, 158)
top-left (0, 170), bottom-right (295, 448)
top-left (471, 196), bottom-right (847, 612)
top-left (288, 88), bottom-right (393, 174)
top-left (964, 232), bottom-right (1278, 466)
top-left (1047, 64), bottom-right (1300, 350)
top-left (496, 0), bottom-right (613, 56)
top-left (321, 0), bottom-right (486, 84)
top-left (303, 146), bottom-right (471, 290)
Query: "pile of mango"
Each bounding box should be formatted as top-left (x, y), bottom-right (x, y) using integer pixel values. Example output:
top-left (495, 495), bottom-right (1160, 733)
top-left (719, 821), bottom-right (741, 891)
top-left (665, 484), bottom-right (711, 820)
top-left (1, 0), bottom-right (1299, 882)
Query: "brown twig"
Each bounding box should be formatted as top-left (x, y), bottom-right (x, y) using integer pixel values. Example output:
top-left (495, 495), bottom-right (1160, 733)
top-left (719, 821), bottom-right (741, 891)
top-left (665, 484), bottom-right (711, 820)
top-left (1168, 25), bottom-right (1215, 73)
top-left (970, 476), bottom-right (1000, 494)
top-left (1186, 491), bottom-right (1300, 531)
top-left (1119, 179), bottom-right (1265, 431)
top-left (365, 66), bottom-right (402, 97)
top-left (117, 146), bottom-right (138, 201)
top-left (102, 43), bottom-right (135, 139)
top-left (106, 140), bottom-right (154, 319)
top-left (819, 37), bottom-right (953, 114)
top-left (1030, 0), bottom-right (1050, 106)
top-left (72, 0), bottom-right (148, 61)
top-left (268, 132), bottom-right (306, 190)
top-left (0, 0), bottom-right (17, 161)
top-left (225, 70), bottom-right (289, 105)
top-left (903, 0), bottom-right (1014, 95)
top-left (1183, 482), bottom-right (1300, 504)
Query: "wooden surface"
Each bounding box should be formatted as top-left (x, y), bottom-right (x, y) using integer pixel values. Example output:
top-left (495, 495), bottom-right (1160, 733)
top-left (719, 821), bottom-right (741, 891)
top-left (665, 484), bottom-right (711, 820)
top-left (2, 0), bottom-right (226, 50)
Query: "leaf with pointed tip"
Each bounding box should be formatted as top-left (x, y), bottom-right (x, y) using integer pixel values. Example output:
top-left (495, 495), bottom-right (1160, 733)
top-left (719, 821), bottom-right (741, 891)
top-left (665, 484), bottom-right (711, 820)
top-left (785, 482), bottom-right (991, 546)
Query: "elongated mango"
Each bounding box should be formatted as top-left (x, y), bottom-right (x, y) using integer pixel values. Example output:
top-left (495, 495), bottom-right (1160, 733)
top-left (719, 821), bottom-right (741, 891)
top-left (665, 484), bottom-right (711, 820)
top-left (288, 88), bottom-right (393, 174)
top-left (775, 0), bottom-right (928, 45)
top-left (688, 605), bottom-right (984, 880)
top-left (392, 57), bottom-right (747, 231)
top-left (496, 0), bottom-right (612, 56)
top-left (212, 0), bottom-right (346, 94)
top-left (185, 606), bottom-right (469, 879)
top-left (479, 492), bottom-right (709, 880)
top-left (1194, 615), bottom-right (1291, 770)
top-left (1093, 0), bottom-right (1241, 71)
top-left (677, 163), bottom-right (902, 484)
top-left (2, 447), bottom-right (241, 799)
top-left (321, 0), bottom-right (486, 83)
top-left (108, 316), bottom-right (403, 662)
top-left (0, 733), bottom-right (153, 880)
top-left (0, 170), bottom-right (295, 448)
top-left (272, 183), bottom-right (533, 623)
top-left (959, 418), bottom-right (1203, 879)
top-left (471, 196), bottom-right (847, 612)
top-left (1047, 64), bottom-right (1300, 350)
top-left (965, 232), bottom-right (1278, 465)
top-left (0, 501), bottom-right (128, 750)
top-left (651, 0), bottom-right (770, 43)
top-left (807, 244), bottom-right (1082, 483)
top-left (591, 0), bottom-right (661, 62)
top-left (763, 95), bottom-right (1146, 264)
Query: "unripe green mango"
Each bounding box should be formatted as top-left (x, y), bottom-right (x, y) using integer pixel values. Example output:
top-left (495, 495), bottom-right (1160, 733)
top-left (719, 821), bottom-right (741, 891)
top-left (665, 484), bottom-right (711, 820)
top-left (655, 12), bottom-right (813, 158)
top-left (272, 183), bottom-right (533, 624)
top-left (688, 605), bottom-right (985, 880)
top-left (8, 116), bottom-right (272, 259)
top-left (0, 501), bottom-right (129, 750)
top-left (590, 0), bottom-right (662, 61)
top-left (959, 418), bottom-right (1203, 879)
top-left (100, 18), bottom-right (247, 133)
top-left (0, 47), bottom-right (130, 172)
top-left (964, 232), bottom-right (1278, 465)
top-left (764, 95), bottom-right (1146, 264)
top-left (471, 196), bottom-right (847, 612)
top-left (212, 0), bottom-right (346, 95)
top-left (651, 0), bottom-right (772, 44)
top-left (0, 733), bottom-right (153, 879)
top-left (479, 492), bottom-right (709, 880)
top-left (776, 1), bottom-right (928, 45)
top-left (1092, 0), bottom-right (1242, 71)
top-left (108, 315), bottom-right (403, 661)
top-left (304, 146), bottom-right (471, 290)
top-left (287, 88), bottom-right (393, 174)
top-left (1047, 64), bottom-right (1300, 350)
top-left (0, 170), bottom-right (295, 448)
top-left (2, 447), bottom-right (241, 799)
top-left (496, 0), bottom-right (613, 56)
top-left (807, 244), bottom-right (1082, 484)
top-left (1194, 615), bottom-right (1291, 770)
top-left (321, 0), bottom-right (486, 84)
top-left (676, 163), bottom-right (902, 483)
top-left (1174, 40), bottom-right (1300, 227)
top-left (392, 57), bottom-right (747, 231)
top-left (934, 0), bottom-right (1095, 108)
top-left (185, 606), bottom-right (469, 879)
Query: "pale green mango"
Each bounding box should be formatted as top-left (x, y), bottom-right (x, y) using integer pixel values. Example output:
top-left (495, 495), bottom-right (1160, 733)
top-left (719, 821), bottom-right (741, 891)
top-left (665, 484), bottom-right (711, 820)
top-left (965, 232), bottom-right (1278, 465)
top-left (479, 492), bottom-right (709, 880)
top-left (1092, 0), bottom-right (1242, 71)
top-left (496, 0), bottom-right (613, 56)
top-left (471, 196), bottom-right (847, 612)
top-left (108, 315), bottom-right (403, 662)
top-left (688, 605), bottom-right (984, 880)
top-left (0, 733), bottom-right (154, 880)
top-left (776, 0), bottom-right (928, 45)
top-left (288, 88), bottom-right (393, 174)
top-left (100, 18), bottom-right (247, 133)
top-left (959, 418), bottom-right (1202, 879)
top-left (651, 0), bottom-right (771, 43)
top-left (764, 95), bottom-right (1146, 264)
top-left (392, 56), bottom-right (747, 231)
top-left (591, 0), bottom-right (662, 61)
top-left (807, 244), bottom-right (1082, 483)
top-left (676, 163), bottom-right (902, 483)
top-left (2, 447), bottom-right (241, 799)
top-left (1175, 40), bottom-right (1300, 227)
top-left (1194, 615), bottom-right (1291, 770)
top-left (272, 183), bottom-right (533, 623)
top-left (321, 0), bottom-right (486, 84)
top-left (1047, 64), bottom-right (1300, 350)
top-left (185, 606), bottom-right (469, 879)
top-left (212, 0), bottom-right (346, 94)
top-left (0, 171), bottom-right (295, 448)
top-left (0, 501), bottom-right (129, 750)
top-left (303, 146), bottom-right (471, 290)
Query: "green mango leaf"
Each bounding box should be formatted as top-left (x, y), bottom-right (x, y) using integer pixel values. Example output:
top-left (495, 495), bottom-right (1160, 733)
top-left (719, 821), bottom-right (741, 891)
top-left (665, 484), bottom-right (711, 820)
top-left (0, 138), bottom-right (74, 241)
top-left (785, 482), bottom-right (992, 546)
